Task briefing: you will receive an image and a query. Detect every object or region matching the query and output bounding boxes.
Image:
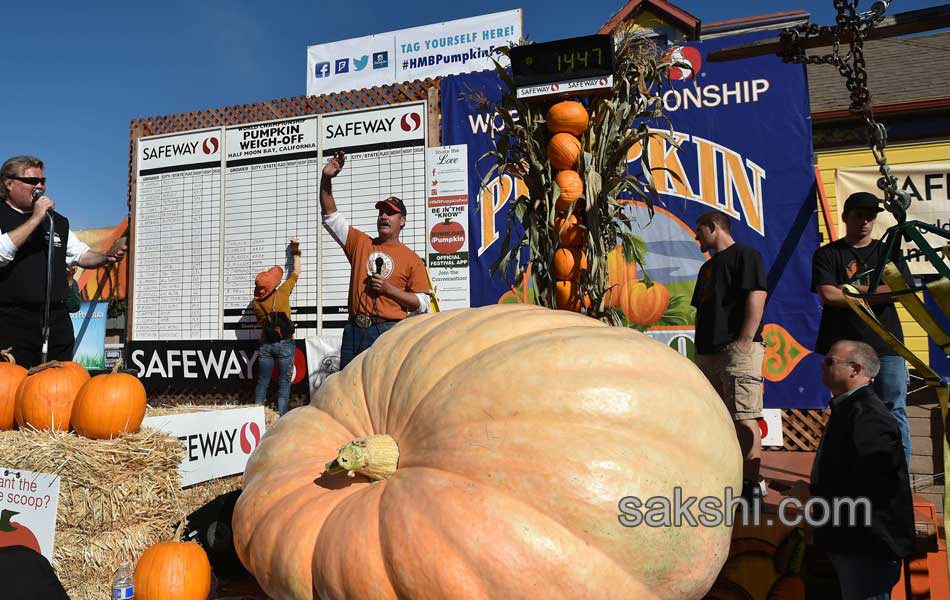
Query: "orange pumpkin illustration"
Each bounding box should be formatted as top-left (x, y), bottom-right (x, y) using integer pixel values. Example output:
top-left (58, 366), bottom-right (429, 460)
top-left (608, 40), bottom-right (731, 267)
top-left (614, 281), bottom-right (670, 325)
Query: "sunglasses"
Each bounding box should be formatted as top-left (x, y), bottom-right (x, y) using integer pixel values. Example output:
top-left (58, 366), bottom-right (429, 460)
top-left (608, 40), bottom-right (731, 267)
top-left (10, 176), bottom-right (46, 185)
top-left (822, 357), bottom-right (855, 367)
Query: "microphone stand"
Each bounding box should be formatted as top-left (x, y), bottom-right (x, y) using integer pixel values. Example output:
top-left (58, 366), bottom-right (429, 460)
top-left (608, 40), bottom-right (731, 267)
top-left (33, 190), bottom-right (55, 364)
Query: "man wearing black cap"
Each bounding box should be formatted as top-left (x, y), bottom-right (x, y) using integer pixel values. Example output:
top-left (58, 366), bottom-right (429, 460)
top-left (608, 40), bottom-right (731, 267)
top-left (320, 151), bottom-right (430, 369)
top-left (811, 191), bottom-right (913, 467)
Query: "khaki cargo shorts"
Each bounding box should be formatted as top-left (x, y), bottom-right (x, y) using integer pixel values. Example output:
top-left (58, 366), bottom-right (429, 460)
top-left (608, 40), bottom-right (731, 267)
top-left (695, 340), bottom-right (765, 421)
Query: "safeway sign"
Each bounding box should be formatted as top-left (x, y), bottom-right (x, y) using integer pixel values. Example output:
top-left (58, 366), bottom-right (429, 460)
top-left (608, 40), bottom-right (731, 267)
top-left (141, 406), bottom-right (266, 486)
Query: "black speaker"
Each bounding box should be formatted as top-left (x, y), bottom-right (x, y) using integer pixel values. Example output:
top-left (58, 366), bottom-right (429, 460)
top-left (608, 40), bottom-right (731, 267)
top-left (185, 489), bottom-right (248, 579)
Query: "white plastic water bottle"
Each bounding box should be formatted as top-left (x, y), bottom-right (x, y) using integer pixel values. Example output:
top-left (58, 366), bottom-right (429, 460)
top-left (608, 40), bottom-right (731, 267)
top-left (111, 560), bottom-right (134, 599)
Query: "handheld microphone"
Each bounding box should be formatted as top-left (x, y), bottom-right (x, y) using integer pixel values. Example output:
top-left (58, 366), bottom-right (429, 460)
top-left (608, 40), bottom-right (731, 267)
top-left (375, 257), bottom-right (384, 275)
top-left (31, 188), bottom-right (43, 204)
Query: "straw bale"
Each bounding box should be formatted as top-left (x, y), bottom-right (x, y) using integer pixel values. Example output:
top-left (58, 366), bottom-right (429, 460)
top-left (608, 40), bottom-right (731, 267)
top-left (0, 403), bottom-right (276, 600)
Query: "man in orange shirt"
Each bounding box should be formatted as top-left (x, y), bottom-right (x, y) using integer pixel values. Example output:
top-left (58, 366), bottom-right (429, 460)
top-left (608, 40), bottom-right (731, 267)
top-left (320, 151), bottom-right (430, 369)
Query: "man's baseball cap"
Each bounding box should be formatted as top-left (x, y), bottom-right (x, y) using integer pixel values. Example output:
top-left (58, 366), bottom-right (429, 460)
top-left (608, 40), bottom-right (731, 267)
top-left (375, 196), bottom-right (407, 216)
top-left (842, 192), bottom-right (884, 215)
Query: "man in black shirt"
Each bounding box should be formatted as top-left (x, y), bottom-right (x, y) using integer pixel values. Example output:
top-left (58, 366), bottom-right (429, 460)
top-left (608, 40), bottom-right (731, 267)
top-left (691, 210), bottom-right (768, 501)
top-left (811, 191), bottom-right (912, 467)
top-left (0, 156), bottom-right (125, 367)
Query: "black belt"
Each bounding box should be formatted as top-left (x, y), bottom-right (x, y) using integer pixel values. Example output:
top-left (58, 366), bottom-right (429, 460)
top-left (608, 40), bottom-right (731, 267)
top-left (350, 315), bottom-right (398, 328)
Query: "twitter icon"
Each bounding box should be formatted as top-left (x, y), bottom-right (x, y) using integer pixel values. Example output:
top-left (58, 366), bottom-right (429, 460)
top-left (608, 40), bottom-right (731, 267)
top-left (353, 55), bottom-right (369, 71)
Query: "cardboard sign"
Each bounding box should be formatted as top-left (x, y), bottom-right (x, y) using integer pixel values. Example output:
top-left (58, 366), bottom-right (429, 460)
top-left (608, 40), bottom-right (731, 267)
top-left (141, 406), bottom-right (266, 486)
top-left (0, 468), bottom-right (61, 560)
top-left (760, 408), bottom-right (784, 447)
top-left (426, 145), bottom-right (471, 310)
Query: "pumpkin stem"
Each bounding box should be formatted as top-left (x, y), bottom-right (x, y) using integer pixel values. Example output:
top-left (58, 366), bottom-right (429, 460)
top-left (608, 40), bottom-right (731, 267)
top-left (111, 357), bottom-right (124, 374)
top-left (27, 361), bottom-right (64, 375)
top-left (0, 347), bottom-right (15, 365)
top-left (0, 509), bottom-right (18, 531)
top-left (325, 434), bottom-right (399, 481)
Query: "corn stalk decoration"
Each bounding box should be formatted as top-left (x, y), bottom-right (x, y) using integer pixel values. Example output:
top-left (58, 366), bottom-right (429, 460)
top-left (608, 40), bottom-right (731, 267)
top-left (477, 32), bottom-right (680, 325)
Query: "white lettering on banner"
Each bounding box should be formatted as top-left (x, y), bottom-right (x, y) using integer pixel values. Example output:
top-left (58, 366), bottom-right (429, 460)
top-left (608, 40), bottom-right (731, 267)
top-left (141, 407), bottom-right (266, 486)
top-left (466, 110), bottom-right (522, 139)
top-left (663, 79), bottom-right (771, 112)
top-left (130, 349), bottom-right (259, 380)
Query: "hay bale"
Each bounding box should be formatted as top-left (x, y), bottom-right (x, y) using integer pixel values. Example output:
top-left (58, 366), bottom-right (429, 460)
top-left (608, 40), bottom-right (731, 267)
top-left (0, 403), bottom-right (276, 600)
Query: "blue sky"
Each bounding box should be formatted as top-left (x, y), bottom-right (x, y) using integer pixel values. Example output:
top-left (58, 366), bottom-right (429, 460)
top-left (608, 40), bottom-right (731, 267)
top-left (0, 0), bottom-right (936, 230)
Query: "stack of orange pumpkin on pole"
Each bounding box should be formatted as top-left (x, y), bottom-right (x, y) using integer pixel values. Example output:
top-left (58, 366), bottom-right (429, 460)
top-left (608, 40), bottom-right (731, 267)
top-left (547, 100), bottom-right (590, 312)
top-left (0, 348), bottom-right (147, 440)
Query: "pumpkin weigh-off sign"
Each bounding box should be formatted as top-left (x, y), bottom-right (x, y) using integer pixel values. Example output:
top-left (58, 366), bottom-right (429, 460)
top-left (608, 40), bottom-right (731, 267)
top-left (0, 468), bottom-right (61, 560)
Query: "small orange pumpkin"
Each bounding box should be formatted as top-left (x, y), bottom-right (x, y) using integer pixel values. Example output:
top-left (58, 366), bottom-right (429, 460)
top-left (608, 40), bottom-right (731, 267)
top-left (555, 280), bottom-right (590, 312)
top-left (134, 540), bottom-right (212, 600)
top-left (547, 133), bottom-right (582, 170)
top-left (615, 281), bottom-right (671, 326)
top-left (554, 170), bottom-right (584, 211)
top-left (72, 360), bottom-right (147, 439)
top-left (547, 101), bottom-right (590, 136)
top-left (553, 214), bottom-right (586, 247)
top-left (553, 248), bottom-right (587, 281)
top-left (0, 348), bottom-right (27, 430)
top-left (15, 361), bottom-right (89, 431)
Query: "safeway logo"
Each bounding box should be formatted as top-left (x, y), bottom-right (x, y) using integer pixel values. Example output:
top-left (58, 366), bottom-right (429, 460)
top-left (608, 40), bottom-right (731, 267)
top-left (400, 112), bottom-right (422, 132)
top-left (665, 46), bottom-right (702, 81)
top-left (240, 421), bottom-right (261, 454)
top-left (202, 137), bottom-right (219, 155)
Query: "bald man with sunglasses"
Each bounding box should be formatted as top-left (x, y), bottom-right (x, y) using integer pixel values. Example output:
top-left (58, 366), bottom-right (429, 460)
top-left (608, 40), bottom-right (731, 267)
top-left (0, 156), bottom-right (126, 367)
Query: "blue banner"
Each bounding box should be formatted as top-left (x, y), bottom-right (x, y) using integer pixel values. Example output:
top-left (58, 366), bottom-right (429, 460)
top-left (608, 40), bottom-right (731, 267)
top-left (71, 301), bottom-right (108, 369)
top-left (442, 31), bottom-right (824, 409)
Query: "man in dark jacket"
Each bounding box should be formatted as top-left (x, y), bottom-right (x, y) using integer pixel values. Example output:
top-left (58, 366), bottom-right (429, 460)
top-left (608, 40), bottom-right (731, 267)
top-left (811, 339), bottom-right (914, 599)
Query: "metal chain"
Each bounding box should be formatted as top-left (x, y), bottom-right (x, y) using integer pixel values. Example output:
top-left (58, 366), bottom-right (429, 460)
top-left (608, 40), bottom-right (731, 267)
top-left (779, 0), bottom-right (911, 220)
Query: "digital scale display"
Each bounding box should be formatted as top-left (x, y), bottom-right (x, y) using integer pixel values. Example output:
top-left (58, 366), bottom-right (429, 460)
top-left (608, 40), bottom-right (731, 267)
top-left (511, 35), bottom-right (615, 88)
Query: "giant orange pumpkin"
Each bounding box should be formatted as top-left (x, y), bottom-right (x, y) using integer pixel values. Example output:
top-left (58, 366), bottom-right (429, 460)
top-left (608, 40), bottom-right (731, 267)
top-left (15, 361), bottom-right (89, 431)
top-left (0, 348), bottom-right (27, 430)
top-left (553, 248), bottom-right (587, 281)
top-left (554, 170), bottom-right (584, 212)
top-left (547, 133), bottom-right (582, 170)
top-left (547, 101), bottom-right (589, 136)
top-left (72, 361), bottom-right (147, 439)
top-left (233, 304), bottom-right (741, 600)
top-left (134, 541), bottom-right (212, 600)
top-left (553, 214), bottom-right (586, 247)
top-left (614, 281), bottom-right (671, 326)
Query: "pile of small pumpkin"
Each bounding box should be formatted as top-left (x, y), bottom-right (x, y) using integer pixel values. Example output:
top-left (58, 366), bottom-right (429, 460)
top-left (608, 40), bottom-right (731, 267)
top-left (0, 347), bottom-right (146, 439)
top-left (547, 100), bottom-right (591, 312)
top-left (546, 101), bottom-right (668, 324)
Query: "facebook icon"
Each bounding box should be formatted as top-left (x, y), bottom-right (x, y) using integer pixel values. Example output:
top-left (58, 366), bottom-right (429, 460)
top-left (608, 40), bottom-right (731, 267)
top-left (314, 61), bottom-right (330, 78)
